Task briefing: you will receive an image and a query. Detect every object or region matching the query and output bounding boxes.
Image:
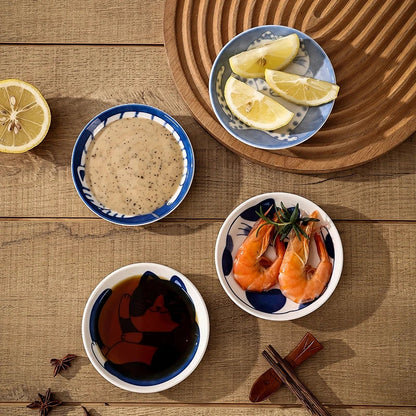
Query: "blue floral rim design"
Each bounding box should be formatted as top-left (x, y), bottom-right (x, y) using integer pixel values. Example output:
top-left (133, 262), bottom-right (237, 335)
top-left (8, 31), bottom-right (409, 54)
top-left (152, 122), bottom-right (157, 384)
top-left (209, 25), bottom-right (337, 150)
top-left (89, 273), bottom-right (200, 387)
top-left (71, 104), bottom-right (194, 226)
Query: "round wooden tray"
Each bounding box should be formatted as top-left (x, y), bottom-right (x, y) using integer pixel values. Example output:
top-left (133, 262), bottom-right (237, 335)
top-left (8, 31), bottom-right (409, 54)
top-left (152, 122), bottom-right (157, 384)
top-left (164, 0), bottom-right (416, 173)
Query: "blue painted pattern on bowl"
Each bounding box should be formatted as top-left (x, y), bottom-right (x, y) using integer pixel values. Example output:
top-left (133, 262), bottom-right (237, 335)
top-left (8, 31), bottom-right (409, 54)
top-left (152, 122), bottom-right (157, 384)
top-left (89, 272), bottom-right (199, 387)
top-left (215, 193), bottom-right (343, 321)
top-left (82, 263), bottom-right (210, 393)
top-left (72, 104), bottom-right (194, 226)
top-left (209, 25), bottom-right (336, 150)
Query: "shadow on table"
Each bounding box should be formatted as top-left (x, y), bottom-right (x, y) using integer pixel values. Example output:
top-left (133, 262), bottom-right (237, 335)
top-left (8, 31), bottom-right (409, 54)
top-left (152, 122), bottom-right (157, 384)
top-left (304, 133), bottom-right (416, 186)
top-left (295, 205), bottom-right (390, 332)
top-left (57, 402), bottom-right (101, 416)
top-left (26, 103), bottom-right (245, 239)
top-left (274, 205), bottom-right (391, 413)
top-left (55, 355), bottom-right (91, 381)
top-left (0, 97), bottom-right (112, 191)
top-left (175, 114), bottom-right (244, 217)
top-left (78, 407), bottom-right (101, 416)
top-left (145, 114), bottom-right (245, 236)
top-left (267, 338), bottom-right (354, 415)
top-left (32, 104), bottom-right (245, 236)
top-left (30, 97), bottom-right (111, 167)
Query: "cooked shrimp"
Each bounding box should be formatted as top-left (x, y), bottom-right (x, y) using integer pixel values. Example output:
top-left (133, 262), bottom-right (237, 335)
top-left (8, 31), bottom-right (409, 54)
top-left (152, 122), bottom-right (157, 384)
top-left (233, 214), bottom-right (286, 292)
top-left (278, 211), bottom-right (332, 304)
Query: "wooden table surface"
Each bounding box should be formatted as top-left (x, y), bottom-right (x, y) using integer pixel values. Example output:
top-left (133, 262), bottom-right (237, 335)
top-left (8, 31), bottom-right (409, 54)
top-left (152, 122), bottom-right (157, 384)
top-left (1, 1), bottom-right (415, 415)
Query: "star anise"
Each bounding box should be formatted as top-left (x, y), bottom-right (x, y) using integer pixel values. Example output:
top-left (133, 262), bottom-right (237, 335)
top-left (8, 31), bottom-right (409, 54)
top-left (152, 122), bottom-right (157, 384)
top-left (50, 353), bottom-right (77, 377)
top-left (27, 388), bottom-right (62, 416)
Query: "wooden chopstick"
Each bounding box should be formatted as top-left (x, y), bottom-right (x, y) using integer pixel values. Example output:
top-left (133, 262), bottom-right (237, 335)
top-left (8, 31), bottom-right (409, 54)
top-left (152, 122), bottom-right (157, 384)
top-left (262, 345), bottom-right (331, 416)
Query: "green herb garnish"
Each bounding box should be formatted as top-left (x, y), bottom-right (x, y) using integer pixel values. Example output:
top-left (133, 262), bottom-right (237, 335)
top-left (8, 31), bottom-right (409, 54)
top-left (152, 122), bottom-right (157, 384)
top-left (256, 202), bottom-right (320, 241)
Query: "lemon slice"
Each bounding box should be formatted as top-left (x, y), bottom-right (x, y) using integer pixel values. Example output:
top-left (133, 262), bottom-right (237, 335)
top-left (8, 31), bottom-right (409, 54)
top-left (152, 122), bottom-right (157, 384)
top-left (229, 34), bottom-right (300, 78)
top-left (265, 69), bottom-right (339, 106)
top-left (224, 76), bottom-right (294, 131)
top-left (0, 79), bottom-right (51, 153)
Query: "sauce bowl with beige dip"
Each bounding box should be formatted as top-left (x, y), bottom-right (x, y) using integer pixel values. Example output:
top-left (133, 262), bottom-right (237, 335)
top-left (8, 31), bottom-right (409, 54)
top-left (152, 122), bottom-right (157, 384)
top-left (72, 104), bottom-right (194, 225)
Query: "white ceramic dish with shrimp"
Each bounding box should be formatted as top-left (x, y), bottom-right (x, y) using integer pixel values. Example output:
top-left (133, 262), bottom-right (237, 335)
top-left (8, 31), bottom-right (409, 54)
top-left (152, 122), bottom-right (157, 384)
top-left (215, 193), bottom-right (343, 321)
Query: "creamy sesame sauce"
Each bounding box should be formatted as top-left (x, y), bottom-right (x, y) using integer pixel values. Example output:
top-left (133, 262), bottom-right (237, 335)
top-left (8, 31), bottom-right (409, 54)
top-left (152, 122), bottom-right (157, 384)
top-left (85, 117), bottom-right (184, 216)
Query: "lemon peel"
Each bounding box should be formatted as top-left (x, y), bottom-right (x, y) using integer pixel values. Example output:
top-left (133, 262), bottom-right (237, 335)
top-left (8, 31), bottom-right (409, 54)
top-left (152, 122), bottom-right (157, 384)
top-left (224, 77), bottom-right (294, 131)
top-left (265, 69), bottom-right (339, 106)
top-left (0, 79), bottom-right (51, 153)
top-left (229, 34), bottom-right (300, 78)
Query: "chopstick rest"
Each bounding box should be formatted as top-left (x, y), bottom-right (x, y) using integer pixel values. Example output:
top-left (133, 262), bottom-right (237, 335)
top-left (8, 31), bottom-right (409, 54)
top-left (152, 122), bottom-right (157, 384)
top-left (250, 332), bottom-right (323, 402)
top-left (262, 345), bottom-right (331, 416)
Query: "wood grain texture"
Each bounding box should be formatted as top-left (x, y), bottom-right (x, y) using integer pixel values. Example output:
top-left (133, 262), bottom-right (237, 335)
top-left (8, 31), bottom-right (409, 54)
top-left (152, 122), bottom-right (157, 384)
top-left (0, 220), bottom-right (415, 406)
top-left (0, 0), bottom-right (164, 44)
top-left (164, 0), bottom-right (416, 172)
top-left (1, 405), bottom-right (415, 416)
top-left (0, 45), bottom-right (414, 220)
top-left (0, 2), bottom-right (415, 414)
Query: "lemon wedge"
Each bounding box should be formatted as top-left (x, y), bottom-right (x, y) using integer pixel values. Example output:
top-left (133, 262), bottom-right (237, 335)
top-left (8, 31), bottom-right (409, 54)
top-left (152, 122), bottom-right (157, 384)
top-left (0, 79), bottom-right (51, 153)
top-left (229, 34), bottom-right (300, 78)
top-left (265, 69), bottom-right (339, 106)
top-left (224, 76), bottom-right (294, 131)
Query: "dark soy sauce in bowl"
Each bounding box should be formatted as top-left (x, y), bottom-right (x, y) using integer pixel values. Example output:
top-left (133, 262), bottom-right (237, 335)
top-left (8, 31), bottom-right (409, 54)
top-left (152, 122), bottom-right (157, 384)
top-left (93, 271), bottom-right (200, 385)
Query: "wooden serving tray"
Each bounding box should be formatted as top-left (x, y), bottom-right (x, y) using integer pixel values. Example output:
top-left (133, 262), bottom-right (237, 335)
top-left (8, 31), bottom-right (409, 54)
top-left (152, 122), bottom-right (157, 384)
top-left (164, 0), bottom-right (416, 173)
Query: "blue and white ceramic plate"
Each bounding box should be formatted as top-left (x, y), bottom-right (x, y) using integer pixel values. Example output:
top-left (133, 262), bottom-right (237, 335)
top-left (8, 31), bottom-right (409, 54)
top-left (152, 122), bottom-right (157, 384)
top-left (209, 25), bottom-right (336, 150)
top-left (82, 263), bottom-right (210, 393)
top-left (215, 193), bottom-right (343, 321)
top-left (72, 104), bottom-right (194, 226)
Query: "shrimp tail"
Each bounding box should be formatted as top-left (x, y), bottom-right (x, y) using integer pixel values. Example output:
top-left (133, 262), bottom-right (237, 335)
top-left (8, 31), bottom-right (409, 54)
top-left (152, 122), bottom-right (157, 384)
top-left (314, 232), bottom-right (330, 263)
top-left (303, 233), bottom-right (332, 302)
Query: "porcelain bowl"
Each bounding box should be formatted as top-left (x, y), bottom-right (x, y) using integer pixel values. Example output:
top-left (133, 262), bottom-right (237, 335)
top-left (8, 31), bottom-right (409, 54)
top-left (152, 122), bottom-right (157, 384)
top-left (209, 25), bottom-right (337, 150)
top-left (82, 263), bottom-right (209, 393)
top-left (71, 104), bottom-right (194, 226)
top-left (215, 193), bottom-right (343, 320)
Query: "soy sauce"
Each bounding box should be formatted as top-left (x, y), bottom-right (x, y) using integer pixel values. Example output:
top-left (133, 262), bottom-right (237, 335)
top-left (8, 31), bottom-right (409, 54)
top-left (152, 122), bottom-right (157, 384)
top-left (95, 271), bottom-right (199, 383)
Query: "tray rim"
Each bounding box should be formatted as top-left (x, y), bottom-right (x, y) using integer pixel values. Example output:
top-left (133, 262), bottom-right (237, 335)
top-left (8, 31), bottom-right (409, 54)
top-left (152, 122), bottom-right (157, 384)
top-left (163, 0), bottom-right (415, 173)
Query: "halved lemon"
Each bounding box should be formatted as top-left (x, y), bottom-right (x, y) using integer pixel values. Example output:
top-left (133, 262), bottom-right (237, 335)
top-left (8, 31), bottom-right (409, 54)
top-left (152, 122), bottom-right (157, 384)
top-left (265, 69), bottom-right (339, 106)
top-left (0, 79), bottom-right (51, 153)
top-left (224, 76), bottom-right (294, 131)
top-left (229, 34), bottom-right (300, 78)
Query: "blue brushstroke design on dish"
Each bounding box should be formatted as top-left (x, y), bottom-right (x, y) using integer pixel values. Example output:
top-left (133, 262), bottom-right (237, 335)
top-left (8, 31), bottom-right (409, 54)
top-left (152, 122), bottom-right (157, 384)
top-left (236, 222), bottom-right (252, 237)
top-left (171, 275), bottom-right (187, 292)
top-left (89, 269), bottom-right (200, 387)
top-left (240, 198), bottom-right (275, 221)
top-left (222, 249), bottom-right (234, 276)
top-left (90, 289), bottom-right (112, 346)
top-left (320, 226), bottom-right (335, 259)
top-left (299, 300), bottom-right (314, 309)
top-left (246, 289), bottom-right (287, 313)
top-left (222, 234), bottom-right (234, 276)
